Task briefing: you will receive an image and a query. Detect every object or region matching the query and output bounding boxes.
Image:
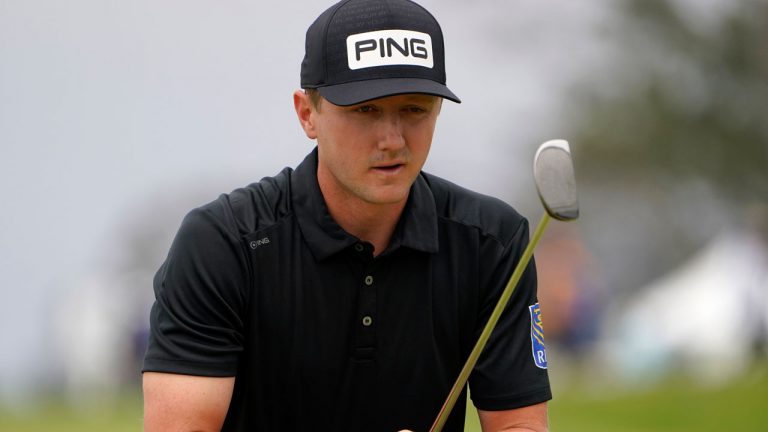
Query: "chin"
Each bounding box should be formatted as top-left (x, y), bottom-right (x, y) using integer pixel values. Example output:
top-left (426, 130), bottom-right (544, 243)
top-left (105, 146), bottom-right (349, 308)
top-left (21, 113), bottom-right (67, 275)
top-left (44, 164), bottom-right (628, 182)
top-left (363, 188), bottom-right (410, 205)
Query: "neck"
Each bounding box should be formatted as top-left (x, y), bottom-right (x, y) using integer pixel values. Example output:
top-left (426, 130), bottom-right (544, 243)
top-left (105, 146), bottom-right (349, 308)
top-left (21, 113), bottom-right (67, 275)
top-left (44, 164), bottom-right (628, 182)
top-left (319, 186), bottom-right (406, 257)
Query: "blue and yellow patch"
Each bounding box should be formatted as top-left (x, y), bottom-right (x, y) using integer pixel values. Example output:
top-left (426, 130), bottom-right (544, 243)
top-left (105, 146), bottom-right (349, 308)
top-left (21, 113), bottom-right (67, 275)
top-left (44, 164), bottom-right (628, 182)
top-left (529, 303), bottom-right (547, 369)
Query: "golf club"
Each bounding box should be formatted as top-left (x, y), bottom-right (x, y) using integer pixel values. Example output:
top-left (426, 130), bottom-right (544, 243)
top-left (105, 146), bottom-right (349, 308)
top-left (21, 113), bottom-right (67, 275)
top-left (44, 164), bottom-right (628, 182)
top-left (429, 139), bottom-right (579, 432)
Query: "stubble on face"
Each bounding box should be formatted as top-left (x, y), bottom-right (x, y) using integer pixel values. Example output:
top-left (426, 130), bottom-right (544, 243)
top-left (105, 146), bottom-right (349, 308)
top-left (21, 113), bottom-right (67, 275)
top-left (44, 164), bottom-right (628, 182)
top-left (313, 94), bottom-right (440, 210)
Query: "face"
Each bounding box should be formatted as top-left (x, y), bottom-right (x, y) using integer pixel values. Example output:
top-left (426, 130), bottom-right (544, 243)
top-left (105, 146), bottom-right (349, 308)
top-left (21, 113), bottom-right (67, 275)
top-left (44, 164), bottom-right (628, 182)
top-left (295, 92), bottom-right (442, 208)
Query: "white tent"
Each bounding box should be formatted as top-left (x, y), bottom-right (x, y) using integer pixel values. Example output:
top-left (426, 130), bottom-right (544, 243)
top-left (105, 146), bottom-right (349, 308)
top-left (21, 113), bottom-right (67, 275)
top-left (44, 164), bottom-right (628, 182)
top-left (600, 227), bottom-right (768, 385)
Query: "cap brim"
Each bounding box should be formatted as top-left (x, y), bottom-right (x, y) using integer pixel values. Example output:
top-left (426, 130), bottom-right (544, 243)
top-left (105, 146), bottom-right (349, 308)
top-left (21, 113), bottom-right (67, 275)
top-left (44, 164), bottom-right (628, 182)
top-left (317, 78), bottom-right (461, 106)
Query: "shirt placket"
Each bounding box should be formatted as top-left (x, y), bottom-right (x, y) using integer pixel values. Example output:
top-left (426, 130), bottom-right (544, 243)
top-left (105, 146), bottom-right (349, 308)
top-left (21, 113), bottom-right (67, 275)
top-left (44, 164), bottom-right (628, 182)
top-left (353, 242), bottom-right (377, 361)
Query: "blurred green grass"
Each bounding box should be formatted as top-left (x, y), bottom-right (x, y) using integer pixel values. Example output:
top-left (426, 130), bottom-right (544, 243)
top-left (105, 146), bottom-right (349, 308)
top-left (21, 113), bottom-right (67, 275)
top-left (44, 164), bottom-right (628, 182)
top-left (467, 363), bottom-right (768, 432)
top-left (2, 365), bottom-right (767, 431)
top-left (546, 365), bottom-right (768, 432)
top-left (0, 394), bottom-right (143, 432)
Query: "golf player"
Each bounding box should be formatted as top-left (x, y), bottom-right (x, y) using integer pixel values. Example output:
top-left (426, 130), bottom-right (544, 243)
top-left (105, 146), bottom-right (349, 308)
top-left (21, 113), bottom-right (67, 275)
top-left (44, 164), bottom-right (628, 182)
top-left (142, 0), bottom-right (551, 430)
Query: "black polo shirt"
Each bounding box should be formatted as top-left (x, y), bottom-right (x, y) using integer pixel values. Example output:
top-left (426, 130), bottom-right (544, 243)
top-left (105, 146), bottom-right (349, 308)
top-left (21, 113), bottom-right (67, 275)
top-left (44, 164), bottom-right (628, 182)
top-left (144, 148), bottom-right (551, 431)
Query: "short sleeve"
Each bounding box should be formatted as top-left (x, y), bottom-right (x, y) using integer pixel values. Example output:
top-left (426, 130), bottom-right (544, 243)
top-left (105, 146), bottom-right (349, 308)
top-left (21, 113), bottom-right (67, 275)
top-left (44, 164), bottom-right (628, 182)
top-left (142, 201), bottom-right (249, 376)
top-left (469, 217), bottom-right (552, 410)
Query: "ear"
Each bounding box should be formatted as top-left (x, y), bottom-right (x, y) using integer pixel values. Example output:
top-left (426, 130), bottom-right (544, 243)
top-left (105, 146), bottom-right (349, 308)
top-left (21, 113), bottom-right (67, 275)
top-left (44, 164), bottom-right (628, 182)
top-left (293, 90), bottom-right (318, 140)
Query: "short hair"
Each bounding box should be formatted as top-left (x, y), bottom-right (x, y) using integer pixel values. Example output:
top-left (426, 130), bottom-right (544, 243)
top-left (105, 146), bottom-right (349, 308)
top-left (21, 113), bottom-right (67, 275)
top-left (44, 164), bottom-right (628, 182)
top-left (305, 89), bottom-right (322, 111)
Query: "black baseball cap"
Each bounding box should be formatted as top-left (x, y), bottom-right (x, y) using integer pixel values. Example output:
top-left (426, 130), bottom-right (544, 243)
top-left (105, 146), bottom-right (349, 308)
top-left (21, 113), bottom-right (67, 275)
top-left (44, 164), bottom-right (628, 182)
top-left (300, 0), bottom-right (461, 106)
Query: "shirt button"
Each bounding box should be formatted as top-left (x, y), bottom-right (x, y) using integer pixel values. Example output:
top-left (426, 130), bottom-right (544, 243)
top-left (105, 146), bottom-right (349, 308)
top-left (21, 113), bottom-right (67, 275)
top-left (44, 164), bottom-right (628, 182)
top-left (362, 316), bottom-right (373, 326)
top-left (364, 275), bottom-right (373, 286)
top-left (354, 243), bottom-right (364, 252)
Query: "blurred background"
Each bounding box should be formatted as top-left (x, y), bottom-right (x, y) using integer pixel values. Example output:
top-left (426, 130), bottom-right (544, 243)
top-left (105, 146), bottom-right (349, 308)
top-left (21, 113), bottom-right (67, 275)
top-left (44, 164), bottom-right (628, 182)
top-left (1, 0), bottom-right (766, 430)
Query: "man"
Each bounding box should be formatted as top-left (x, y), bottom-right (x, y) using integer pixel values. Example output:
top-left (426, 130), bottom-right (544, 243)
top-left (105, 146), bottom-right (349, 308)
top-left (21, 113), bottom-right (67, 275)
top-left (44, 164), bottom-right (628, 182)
top-left (142, 0), bottom-right (551, 431)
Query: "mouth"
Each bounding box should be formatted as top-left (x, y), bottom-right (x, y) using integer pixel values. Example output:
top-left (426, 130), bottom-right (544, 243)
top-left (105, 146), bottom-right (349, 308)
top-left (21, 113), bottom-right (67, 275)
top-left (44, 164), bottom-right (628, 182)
top-left (371, 163), bottom-right (405, 174)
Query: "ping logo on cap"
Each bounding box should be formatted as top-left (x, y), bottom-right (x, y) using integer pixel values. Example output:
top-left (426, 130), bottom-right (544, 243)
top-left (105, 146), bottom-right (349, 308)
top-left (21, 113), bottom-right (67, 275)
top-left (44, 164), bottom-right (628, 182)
top-left (346, 30), bottom-right (434, 70)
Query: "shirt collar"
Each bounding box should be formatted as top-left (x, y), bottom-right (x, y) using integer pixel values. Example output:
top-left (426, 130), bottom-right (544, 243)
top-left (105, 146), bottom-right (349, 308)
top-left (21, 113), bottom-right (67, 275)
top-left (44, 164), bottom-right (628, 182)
top-left (291, 148), bottom-right (439, 261)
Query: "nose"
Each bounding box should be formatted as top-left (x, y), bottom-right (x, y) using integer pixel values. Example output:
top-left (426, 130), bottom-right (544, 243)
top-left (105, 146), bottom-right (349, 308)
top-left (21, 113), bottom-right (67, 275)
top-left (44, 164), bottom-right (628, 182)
top-left (375, 112), bottom-right (406, 151)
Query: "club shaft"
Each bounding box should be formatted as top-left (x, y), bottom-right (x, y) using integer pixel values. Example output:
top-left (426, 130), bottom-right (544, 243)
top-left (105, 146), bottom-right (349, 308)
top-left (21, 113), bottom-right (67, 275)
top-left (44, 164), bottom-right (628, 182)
top-left (429, 212), bottom-right (551, 432)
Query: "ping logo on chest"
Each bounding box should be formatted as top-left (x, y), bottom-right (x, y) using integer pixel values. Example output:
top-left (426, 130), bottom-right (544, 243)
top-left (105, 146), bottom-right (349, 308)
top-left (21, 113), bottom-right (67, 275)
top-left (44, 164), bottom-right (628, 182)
top-left (249, 237), bottom-right (270, 250)
top-left (346, 29), bottom-right (434, 70)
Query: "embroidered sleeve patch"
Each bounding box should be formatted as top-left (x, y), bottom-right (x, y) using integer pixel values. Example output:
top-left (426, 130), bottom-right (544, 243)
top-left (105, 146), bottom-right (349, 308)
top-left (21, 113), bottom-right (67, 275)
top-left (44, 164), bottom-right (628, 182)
top-left (529, 303), bottom-right (548, 369)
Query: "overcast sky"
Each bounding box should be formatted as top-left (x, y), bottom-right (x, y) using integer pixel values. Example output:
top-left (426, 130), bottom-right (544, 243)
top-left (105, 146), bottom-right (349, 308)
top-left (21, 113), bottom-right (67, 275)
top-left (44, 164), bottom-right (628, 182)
top-left (0, 0), bottom-right (615, 399)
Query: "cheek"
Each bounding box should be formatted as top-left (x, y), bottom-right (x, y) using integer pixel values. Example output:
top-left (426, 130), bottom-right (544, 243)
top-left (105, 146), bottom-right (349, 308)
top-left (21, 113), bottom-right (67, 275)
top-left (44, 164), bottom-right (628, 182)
top-left (321, 115), bottom-right (365, 145)
top-left (317, 127), bottom-right (366, 176)
top-left (407, 124), bottom-right (435, 156)
top-left (326, 124), bottom-right (372, 160)
top-left (413, 141), bottom-right (432, 171)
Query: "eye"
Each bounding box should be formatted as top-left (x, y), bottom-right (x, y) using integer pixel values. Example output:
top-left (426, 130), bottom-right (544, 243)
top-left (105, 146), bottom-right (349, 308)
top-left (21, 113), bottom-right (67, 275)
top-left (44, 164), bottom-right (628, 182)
top-left (354, 105), bottom-right (377, 113)
top-left (406, 106), bottom-right (426, 113)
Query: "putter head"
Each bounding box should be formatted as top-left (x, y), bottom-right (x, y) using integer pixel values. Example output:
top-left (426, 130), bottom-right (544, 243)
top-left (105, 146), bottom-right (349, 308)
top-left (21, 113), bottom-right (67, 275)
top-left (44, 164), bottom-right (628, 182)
top-left (533, 139), bottom-right (579, 221)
